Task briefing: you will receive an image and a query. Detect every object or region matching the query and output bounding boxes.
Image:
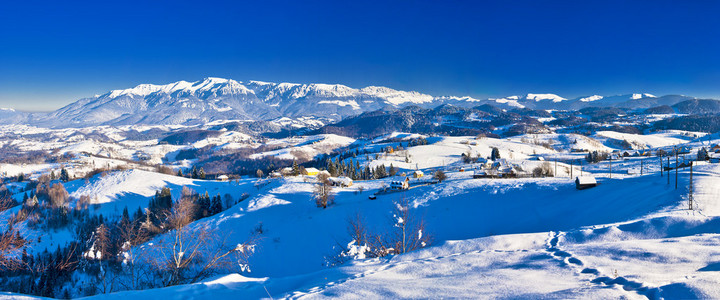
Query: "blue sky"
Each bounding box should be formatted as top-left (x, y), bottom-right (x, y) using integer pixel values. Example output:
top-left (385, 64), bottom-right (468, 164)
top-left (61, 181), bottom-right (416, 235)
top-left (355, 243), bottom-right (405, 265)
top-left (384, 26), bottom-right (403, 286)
top-left (1, 0), bottom-right (719, 111)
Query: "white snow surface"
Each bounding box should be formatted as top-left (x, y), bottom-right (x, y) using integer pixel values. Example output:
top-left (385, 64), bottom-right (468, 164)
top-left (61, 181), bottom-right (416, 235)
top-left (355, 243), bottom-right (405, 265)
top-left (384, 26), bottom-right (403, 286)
top-left (6, 130), bottom-right (720, 299)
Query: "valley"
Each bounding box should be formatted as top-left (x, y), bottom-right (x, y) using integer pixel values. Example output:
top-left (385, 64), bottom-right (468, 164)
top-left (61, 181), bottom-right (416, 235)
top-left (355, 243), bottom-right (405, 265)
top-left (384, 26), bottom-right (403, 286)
top-left (0, 79), bottom-right (719, 299)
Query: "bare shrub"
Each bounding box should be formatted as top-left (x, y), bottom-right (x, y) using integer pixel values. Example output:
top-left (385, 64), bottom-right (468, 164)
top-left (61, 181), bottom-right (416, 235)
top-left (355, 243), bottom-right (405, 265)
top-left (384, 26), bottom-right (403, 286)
top-left (314, 173), bottom-right (334, 209)
top-left (330, 199), bottom-right (431, 265)
top-left (76, 195), bottom-right (91, 210)
top-left (532, 161), bottom-right (554, 177)
top-left (156, 165), bottom-right (175, 175)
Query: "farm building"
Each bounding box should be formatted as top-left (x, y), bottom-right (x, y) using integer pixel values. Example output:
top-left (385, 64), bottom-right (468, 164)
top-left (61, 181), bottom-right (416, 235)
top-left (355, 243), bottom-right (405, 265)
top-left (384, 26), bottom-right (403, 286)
top-left (304, 167), bottom-right (320, 176)
top-left (575, 176), bottom-right (597, 190)
top-left (391, 178), bottom-right (410, 190)
top-left (216, 175), bottom-right (229, 181)
top-left (473, 159), bottom-right (519, 178)
top-left (281, 167), bottom-right (294, 176)
top-left (711, 155), bottom-right (720, 164)
top-left (492, 159), bottom-right (517, 178)
top-left (328, 176), bottom-right (353, 187)
top-left (413, 170), bottom-right (424, 178)
top-left (677, 146), bottom-right (692, 154)
top-left (637, 150), bottom-right (652, 156)
top-left (473, 169), bottom-right (496, 178)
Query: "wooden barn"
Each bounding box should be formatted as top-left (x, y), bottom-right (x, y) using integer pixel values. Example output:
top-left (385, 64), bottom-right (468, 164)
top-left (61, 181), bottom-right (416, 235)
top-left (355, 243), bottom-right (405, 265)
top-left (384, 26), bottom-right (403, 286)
top-left (575, 176), bottom-right (597, 190)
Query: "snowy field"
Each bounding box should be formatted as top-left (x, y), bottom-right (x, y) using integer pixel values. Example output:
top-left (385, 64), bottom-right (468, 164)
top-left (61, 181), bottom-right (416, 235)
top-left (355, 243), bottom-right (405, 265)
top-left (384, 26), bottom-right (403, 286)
top-left (35, 163), bottom-right (715, 300)
top-left (1, 127), bottom-right (720, 299)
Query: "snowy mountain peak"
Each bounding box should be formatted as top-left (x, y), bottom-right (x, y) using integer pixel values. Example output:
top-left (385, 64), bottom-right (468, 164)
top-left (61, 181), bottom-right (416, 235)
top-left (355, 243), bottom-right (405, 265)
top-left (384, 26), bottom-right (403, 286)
top-left (108, 83), bottom-right (165, 98)
top-left (579, 95), bottom-right (604, 102)
top-left (360, 86), bottom-right (434, 105)
top-left (38, 77), bottom-right (462, 127)
top-left (489, 96), bottom-right (525, 108)
top-left (631, 93), bottom-right (656, 99)
top-left (525, 93), bottom-right (567, 102)
top-left (24, 77), bottom-right (681, 128)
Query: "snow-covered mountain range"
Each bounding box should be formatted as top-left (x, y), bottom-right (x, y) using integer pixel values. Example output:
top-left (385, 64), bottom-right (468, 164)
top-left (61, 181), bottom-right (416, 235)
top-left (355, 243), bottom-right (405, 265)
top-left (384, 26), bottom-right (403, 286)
top-left (0, 77), bottom-right (701, 127)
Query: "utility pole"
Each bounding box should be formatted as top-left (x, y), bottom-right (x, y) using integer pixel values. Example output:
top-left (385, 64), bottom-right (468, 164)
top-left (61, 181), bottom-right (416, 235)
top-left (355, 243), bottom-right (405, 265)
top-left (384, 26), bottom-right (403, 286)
top-left (675, 147), bottom-right (679, 190)
top-left (609, 156), bottom-right (612, 179)
top-left (570, 160), bottom-right (573, 178)
top-left (660, 155), bottom-right (663, 177)
top-left (641, 158), bottom-right (644, 176)
top-left (667, 156), bottom-right (670, 185)
top-left (689, 161), bottom-right (694, 210)
top-left (580, 159), bottom-right (583, 176)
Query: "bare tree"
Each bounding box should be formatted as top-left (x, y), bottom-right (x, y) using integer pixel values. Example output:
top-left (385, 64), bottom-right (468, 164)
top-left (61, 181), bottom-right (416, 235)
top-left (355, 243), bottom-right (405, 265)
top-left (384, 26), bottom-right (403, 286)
top-left (92, 224), bottom-right (110, 259)
top-left (142, 197), bottom-right (256, 287)
top-left (386, 198), bottom-right (431, 255)
top-left (314, 172), bottom-right (334, 209)
top-left (0, 197), bottom-right (16, 213)
top-left (433, 170), bottom-right (447, 182)
top-left (48, 182), bottom-right (69, 208)
top-left (0, 229), bottom-right (24, 270)
top-left (117, 218), bottom-right (152, 291)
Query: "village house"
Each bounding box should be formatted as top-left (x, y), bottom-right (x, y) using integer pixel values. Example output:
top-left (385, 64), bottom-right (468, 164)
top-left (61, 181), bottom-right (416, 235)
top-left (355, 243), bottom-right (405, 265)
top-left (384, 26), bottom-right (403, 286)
top-left (328, 176), bottom-right (353, 187)
top-left (281, 167), bottom-right (294, 176)
top-left (304, 167), bottom-right (320, 176)
top-left (711, 144), bottom-right (720, 153)
top-left (391, 177), bottom-right (410, 190)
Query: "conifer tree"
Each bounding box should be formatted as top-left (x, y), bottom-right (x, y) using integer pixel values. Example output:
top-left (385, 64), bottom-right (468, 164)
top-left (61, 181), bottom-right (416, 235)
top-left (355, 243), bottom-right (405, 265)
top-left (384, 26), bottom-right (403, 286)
top-left (60, 168), bottom-right (70, 182)
top-left (211, 195), bottom-right (223, 215)
top-left (292, 160), bottom-right (300, 176)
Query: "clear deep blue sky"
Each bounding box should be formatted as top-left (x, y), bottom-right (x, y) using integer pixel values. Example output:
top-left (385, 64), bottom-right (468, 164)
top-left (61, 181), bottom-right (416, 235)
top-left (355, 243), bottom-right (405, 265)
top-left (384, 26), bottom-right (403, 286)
top-left (1, 0), bottom-right (719, 111)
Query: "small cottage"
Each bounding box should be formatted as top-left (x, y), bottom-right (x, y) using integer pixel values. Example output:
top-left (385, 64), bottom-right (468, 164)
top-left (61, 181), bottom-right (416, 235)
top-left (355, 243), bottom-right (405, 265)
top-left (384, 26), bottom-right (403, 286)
top-left (575, 176), bottom-right (597, 190)
top-left (328, 176), bottom-right (353, 187)
top-left (677, 146), bottom-right (692, 154)
top-left (216, 175), bottom-right (229, 182)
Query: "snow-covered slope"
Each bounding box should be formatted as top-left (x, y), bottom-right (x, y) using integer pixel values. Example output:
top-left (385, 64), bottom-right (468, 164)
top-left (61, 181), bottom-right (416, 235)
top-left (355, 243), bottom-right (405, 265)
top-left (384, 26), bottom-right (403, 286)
top-left (24, 160), bottom-right (717, 299)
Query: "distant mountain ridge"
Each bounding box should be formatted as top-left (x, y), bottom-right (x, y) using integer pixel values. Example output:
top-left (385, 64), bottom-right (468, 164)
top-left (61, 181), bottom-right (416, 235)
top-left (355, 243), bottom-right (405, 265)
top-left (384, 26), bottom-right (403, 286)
top-left (0, 77), bottom-right (714, 127)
